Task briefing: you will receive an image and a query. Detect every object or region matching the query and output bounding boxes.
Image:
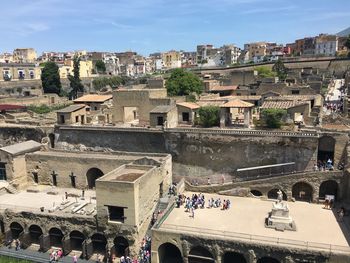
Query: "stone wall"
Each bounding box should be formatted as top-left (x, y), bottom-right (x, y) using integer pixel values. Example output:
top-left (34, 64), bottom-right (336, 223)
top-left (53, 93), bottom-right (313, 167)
top-left (55, 126), bottom-right (348, 180)
top-left (0, 126), bottom-right (50, 147)
top-left (151, 228), bottom-right (349, 263)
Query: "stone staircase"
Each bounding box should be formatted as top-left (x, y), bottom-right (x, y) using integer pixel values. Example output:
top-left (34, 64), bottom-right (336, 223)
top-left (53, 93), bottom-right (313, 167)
top-left (5, 184), bottom-right (18, 194)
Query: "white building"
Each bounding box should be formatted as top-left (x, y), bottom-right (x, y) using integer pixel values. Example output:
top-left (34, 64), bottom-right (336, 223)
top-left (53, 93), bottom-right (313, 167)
top-left (315, 34), bottom-right (338, 56)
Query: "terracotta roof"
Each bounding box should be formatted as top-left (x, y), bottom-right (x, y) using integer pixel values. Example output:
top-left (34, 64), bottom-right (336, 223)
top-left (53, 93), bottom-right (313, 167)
top-left (197, 101), bottom-right (225, 107)
top-left (270, 95), bottom-right (317, 101)
top-left (229, 95), bottom-right (262, 101)
top-left (176, 102), bottom-right (200, 110)
top-left (210, 85), bottom-right (238, 92)
top-left (73, 94), bottom-right (113, 103)
top-left (220, 99), bottom-right (254, 108)
top-left (261, 100), bottom-right (308, 109)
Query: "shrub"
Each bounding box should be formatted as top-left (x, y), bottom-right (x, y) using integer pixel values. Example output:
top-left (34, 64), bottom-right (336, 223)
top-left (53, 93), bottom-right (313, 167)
top-left (261, 109), bottom-right (286, 128)
top-left (198, 106), bottom-right (220, 127)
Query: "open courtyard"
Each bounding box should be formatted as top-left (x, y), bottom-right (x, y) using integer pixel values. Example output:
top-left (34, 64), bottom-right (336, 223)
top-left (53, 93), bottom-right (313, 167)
top-left (159, 192), bottom-right (350, 252)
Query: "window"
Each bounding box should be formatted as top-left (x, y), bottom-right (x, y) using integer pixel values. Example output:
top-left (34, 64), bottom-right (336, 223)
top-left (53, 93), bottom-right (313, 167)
top-left (60, 115), bottom-right (65, 124)
top-left (182, 112), bottom-right (190, 122)
top-left (33, 172), bottom-right (38, 184)
top-left (107, 206), bottom-right (126, 222)
top-left (157, 116), bottom-right (164, 126)
top-left (291, 90), bottom-right (300, 95)
top-left (75, 116), bottom-right (79, 123)
top-left (0, 163), bottom-right (6, 181)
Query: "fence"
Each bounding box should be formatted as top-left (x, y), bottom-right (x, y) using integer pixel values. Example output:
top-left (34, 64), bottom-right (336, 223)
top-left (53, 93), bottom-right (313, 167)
top-left (159, 223), bottom-right (350, 255)
top-left (166, 127), bottom-right (319, 138)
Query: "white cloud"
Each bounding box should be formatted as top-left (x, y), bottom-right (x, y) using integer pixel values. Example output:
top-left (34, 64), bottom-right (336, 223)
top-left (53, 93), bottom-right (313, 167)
top-left (241, 5), bottom-right (296, 14)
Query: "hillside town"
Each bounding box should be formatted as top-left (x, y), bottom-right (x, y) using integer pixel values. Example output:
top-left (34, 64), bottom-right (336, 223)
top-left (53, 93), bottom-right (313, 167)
top-left (1, 0), bottom-right (350, 262)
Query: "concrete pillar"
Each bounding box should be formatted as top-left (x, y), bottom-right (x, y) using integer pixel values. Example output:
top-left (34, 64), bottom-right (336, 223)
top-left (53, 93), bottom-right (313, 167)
top-left (244, 108), bottom-right (251, 128)
top-left (313, 185), bottom-right (320, 203)
top-left (247, 250), bottom-right (257, 263)
top-left (214, 244), bottom-right (222, 263)
top-left (220, 108), bottom-right (226, 128)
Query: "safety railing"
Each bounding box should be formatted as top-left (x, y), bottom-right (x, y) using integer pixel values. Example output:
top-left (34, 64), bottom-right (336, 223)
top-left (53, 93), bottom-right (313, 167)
top-left (158, 223), bottom-right (350, 254)
top-left (165, 127), bottom-right (319, 138)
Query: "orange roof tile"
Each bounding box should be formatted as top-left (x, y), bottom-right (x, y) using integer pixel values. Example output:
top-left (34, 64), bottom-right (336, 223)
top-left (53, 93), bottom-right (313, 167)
top-left (220, 99), bottom-right (254, 108)
top-left (176, 102), bottom-right (200, 110)
top-left (73, 94), bottom-right (112, 103)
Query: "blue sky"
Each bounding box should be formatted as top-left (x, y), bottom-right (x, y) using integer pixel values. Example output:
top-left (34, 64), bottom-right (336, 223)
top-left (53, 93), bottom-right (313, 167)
top-left (1, 0), bottom-right (350, 56)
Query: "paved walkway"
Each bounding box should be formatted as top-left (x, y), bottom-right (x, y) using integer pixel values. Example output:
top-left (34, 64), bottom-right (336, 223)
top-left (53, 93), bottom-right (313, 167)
top-left (0, 246), bottom-right (93, 262)
top-left (161, 193), bottom-right (350, 250)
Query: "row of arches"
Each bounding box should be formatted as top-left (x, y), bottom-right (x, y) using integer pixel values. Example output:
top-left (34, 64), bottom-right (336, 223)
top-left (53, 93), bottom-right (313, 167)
top-left (8, 223), bottom-right (129, 259)
top-left (250, 180), bottom-right (339, 202)
top-left (158, 243), bottom-right (280, 263)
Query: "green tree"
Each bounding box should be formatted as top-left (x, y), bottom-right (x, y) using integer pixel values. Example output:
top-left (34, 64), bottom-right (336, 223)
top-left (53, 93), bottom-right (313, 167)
top-left (41, 62), bottom-right (62, 95)
top-left (261, 109), bottom-right (286, 128)
top-left (92, 76), bottom-right (124, 91)
top-left (166, 68), bottom-right (203, 96)
top-left (198, 106), bottom-right (220, 127)
top-left (95, 60), bottom-right (106, 74)
top-left (272, 59), bottom-right (287, 80)
top-left (345, 35), bottom-right (350, 57)
top-left (68, 56), bottom-right (84, 99)
top-left (255, 66), bottom-right (276, 78)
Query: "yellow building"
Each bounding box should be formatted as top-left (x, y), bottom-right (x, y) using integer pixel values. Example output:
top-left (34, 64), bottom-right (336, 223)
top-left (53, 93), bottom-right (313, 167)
top-left (161, 51), bottom-right (181, 69)
top-left (13, 48), bottom-right (37, 63)
top-left (0, 63), bottom-right (41, 81)
top-left (247, 42), bottom-right (267, 62)
top-left (59, 59), bottom-right (93, 78)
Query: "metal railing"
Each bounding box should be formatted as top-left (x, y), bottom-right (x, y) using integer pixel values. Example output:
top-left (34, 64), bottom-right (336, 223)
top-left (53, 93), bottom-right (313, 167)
top-left (158, 223), bottom-right (350, 254)
top-left (165, 127), bottom-right (319, 138)
top-left (58, 125), bottom-right (320, 138)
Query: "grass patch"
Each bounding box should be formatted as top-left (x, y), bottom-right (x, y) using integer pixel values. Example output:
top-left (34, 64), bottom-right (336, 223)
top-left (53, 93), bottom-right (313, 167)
top-left (27, 103), bottom-right (72, 114)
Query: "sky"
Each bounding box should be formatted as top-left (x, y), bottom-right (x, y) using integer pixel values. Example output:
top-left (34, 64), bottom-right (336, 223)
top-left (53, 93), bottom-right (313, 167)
top-left (1, 0), bottom-right (350, 56)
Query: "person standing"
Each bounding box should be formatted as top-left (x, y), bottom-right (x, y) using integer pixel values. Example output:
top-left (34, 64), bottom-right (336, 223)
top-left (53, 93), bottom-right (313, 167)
top-left (73, 254), bottom-right (78, 263)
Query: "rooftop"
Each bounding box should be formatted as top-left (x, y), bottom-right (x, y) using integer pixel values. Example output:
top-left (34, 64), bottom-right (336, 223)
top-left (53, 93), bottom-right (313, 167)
top-left (0, 140), bottom-right (41, 156)
top-left (0, 186), bottom-right (96, 218)
top-left (220, 99), bottom-right (254, 108)
top-left (150, 105), bottom-right (175, 114)
top-left (159, 192), bottom-right (350, 251)
top-left (101, 164), bottom-right (153, 183)
top-left (261, 100), bottom-right (309, 109)
top-left (176, 102), bottom-right (200, 110)
top-left (210, 85), bottom-right (238, 92)
top-left (73, 94), bottom-right (113, 103)
top-left (56, 104), bottom-right (86, 113)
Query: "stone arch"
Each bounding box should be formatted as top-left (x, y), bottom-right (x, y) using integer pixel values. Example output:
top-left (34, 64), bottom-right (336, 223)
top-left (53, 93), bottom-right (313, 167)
top-left (70, 230), bottom-right (85, 251)
top-left (319, 180), bottom-right (338, 200)
top-left (158, 242), bottom-right (183, 263)
top-left (223, 251), bottom-right (247, 263)
top-left (318, 136), bottom-right (335, 163)
top-left (10, 222), bottom-right (23, 239)
top-left (257, 257), bottom-right (280, 263)
top-left (251, 190), bottom-right (263, 197)
top-left (48, 133), bottom-right (55, 148)
top-left (267, 188), bottom-right (287, 200)
top-left (49, 227), bottom-right (64, 248)
top-left (292, 182), bottom-right (313, 202)
top-left (29, 225), bottom-right (43, 245)
top-left (86, 168), bottom-right (104, 189)
top-left (91, 233), bottom-right (107, 254)
top-left (113, 236), bottom-right (129, 257)
top-left (188, 246), bottom-right (215, 263)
